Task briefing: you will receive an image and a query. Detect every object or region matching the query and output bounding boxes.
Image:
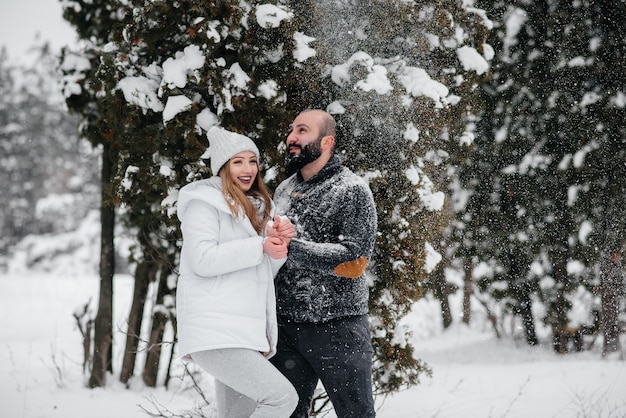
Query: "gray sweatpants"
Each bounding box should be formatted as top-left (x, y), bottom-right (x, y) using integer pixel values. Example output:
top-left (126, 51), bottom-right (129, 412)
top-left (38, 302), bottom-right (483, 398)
top-left (192, 348), bottom-right (298, 418)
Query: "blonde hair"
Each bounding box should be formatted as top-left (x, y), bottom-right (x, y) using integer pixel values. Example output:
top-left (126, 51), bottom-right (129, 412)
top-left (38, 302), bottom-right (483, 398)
top-left (219, 163), bottom-right (272, 234)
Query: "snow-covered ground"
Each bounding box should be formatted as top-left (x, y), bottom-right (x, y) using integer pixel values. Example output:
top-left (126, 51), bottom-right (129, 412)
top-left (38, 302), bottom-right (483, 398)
top-left (2, 273), bottom-right (625, 418)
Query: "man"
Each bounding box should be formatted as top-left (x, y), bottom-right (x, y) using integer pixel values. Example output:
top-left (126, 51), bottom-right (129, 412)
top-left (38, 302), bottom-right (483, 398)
top-left (270, 109), bottom-right (378, 418)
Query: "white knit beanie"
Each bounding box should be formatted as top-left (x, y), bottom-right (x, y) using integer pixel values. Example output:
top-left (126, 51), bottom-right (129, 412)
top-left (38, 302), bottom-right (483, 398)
top-left (202, 126), bottom-right (260, 175)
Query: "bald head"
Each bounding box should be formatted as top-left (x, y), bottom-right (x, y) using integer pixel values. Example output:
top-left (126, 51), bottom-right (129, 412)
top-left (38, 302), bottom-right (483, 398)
top-left (300, 109), bottom-right (336, 139)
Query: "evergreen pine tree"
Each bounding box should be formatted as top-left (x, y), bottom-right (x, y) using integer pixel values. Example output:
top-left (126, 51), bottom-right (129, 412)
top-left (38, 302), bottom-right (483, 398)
top-left (454, 0), bottom-right (626, 352)
top-left (63, 0), bottom-right (495, 404)
top-left (0, 47), bottom-right (98, 267)
top-left (63, 0), bottom-right (311, 386)
top-left (287, 0), bottom-right (491, 396)
top-left (60, 0), bottom-right (128, 387)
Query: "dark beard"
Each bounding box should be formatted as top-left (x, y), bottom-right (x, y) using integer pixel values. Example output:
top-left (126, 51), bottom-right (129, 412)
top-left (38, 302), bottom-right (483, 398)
top-left (284, 135), bottom-right (323, 174)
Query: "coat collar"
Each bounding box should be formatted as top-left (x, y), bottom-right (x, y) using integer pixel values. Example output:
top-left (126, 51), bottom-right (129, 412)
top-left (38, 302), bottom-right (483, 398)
top-left (178, 176), bottom-right (272, 238)
top-left (295, 155), bottom-right (343, 185)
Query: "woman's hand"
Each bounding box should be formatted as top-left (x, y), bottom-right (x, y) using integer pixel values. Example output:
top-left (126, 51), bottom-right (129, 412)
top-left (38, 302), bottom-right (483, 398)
top-left (267, 215), bottom-right (295, 246)
top-left (263, 236), bottom-right (288, 259)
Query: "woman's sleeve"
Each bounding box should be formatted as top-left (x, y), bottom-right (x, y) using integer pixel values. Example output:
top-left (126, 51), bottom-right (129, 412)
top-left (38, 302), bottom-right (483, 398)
top-left (180, 200), bottom-right (264, 277)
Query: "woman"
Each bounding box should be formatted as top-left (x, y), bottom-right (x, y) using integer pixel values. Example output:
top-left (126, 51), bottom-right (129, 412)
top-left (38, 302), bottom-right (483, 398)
top-left (176, 126), bottom-right (298, 418)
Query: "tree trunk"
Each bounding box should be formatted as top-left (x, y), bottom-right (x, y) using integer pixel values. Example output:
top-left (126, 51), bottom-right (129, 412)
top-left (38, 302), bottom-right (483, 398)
top-left (119, 258), bottom-right (156, 385)
top-left (550, 251), bottom-right (571, 354)
top-left (142, 267), bottom-right (171, 387)
top-left (601, 252), bottom-right (623, 356)
top-left (505, 250), bottom-right (538, 346)
top-left (164, 326), bottom-right (177, 389)
top-left (429, 264), bottom-right (454, 329)
top-left (517, 283), bottom-right (538, 346)
top-left (462, 258), bottom-right (473, 324)
top-left (89, 143), bottom-right (116, 388)
top-left (439, 288), bottom-right (453, 329)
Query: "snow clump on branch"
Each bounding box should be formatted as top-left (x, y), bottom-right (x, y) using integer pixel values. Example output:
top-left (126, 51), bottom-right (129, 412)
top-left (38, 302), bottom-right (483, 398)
top-left (255, 4), bottom-right (294, 28)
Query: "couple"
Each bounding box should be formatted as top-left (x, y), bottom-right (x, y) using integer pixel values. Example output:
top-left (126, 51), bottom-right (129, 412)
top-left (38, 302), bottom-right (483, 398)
top-left (176, 109), bottom-right (378, 418)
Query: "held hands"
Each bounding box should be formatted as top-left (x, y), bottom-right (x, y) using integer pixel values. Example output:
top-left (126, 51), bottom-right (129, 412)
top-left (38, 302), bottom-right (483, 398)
top-left (266, 215), bottom-right (295, 246)
top-left (263, 215), bottom-right (295, 259)
top-left (263, 236), bottom-right (288, 259)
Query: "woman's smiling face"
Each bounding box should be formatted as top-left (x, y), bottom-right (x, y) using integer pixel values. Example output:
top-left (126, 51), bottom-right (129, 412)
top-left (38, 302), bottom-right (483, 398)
top-left (228, 151), bottom-right (258, 192)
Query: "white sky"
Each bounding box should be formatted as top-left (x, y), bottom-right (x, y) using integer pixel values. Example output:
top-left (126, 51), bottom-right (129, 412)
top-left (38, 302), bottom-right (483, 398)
top-left (0, 0), bottom-right (76, 63)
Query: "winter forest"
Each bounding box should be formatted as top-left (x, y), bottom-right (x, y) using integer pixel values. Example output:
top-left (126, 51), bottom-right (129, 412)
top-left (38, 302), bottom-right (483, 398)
top-left (1, 0), bottom-right (626, 417)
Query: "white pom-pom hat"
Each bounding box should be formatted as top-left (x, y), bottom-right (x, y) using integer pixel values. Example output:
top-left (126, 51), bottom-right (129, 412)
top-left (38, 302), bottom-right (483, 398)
top-left (202, 126), bottom-right (260, 175)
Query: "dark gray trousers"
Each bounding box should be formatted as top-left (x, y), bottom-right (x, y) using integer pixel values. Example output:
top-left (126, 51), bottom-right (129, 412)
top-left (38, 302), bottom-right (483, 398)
top-left (270, 315), bottom-right (376, 418)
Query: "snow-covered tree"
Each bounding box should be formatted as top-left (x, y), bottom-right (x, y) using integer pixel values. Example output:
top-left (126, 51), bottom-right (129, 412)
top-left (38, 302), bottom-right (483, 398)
top-left (60, 0), bottom-right (128, 388)
top-left (61, 0), bottom-right (494, 407)
top-left (452, 0), bottom-right (626, 353)
top-left (61, 0), bottom-right (312, 387)
top-left (0, 46), bottom-right (98, 271)
top-left (290, 0), bottom-right (493, 394)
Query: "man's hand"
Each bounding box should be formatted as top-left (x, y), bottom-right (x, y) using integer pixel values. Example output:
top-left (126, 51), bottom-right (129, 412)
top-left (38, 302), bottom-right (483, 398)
top-left (267, 214), bottom-right (295, 246)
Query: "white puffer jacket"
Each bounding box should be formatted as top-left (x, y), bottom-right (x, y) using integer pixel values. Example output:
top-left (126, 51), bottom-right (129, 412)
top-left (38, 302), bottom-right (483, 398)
top-left (176, 177), bottom-right (285, 359)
